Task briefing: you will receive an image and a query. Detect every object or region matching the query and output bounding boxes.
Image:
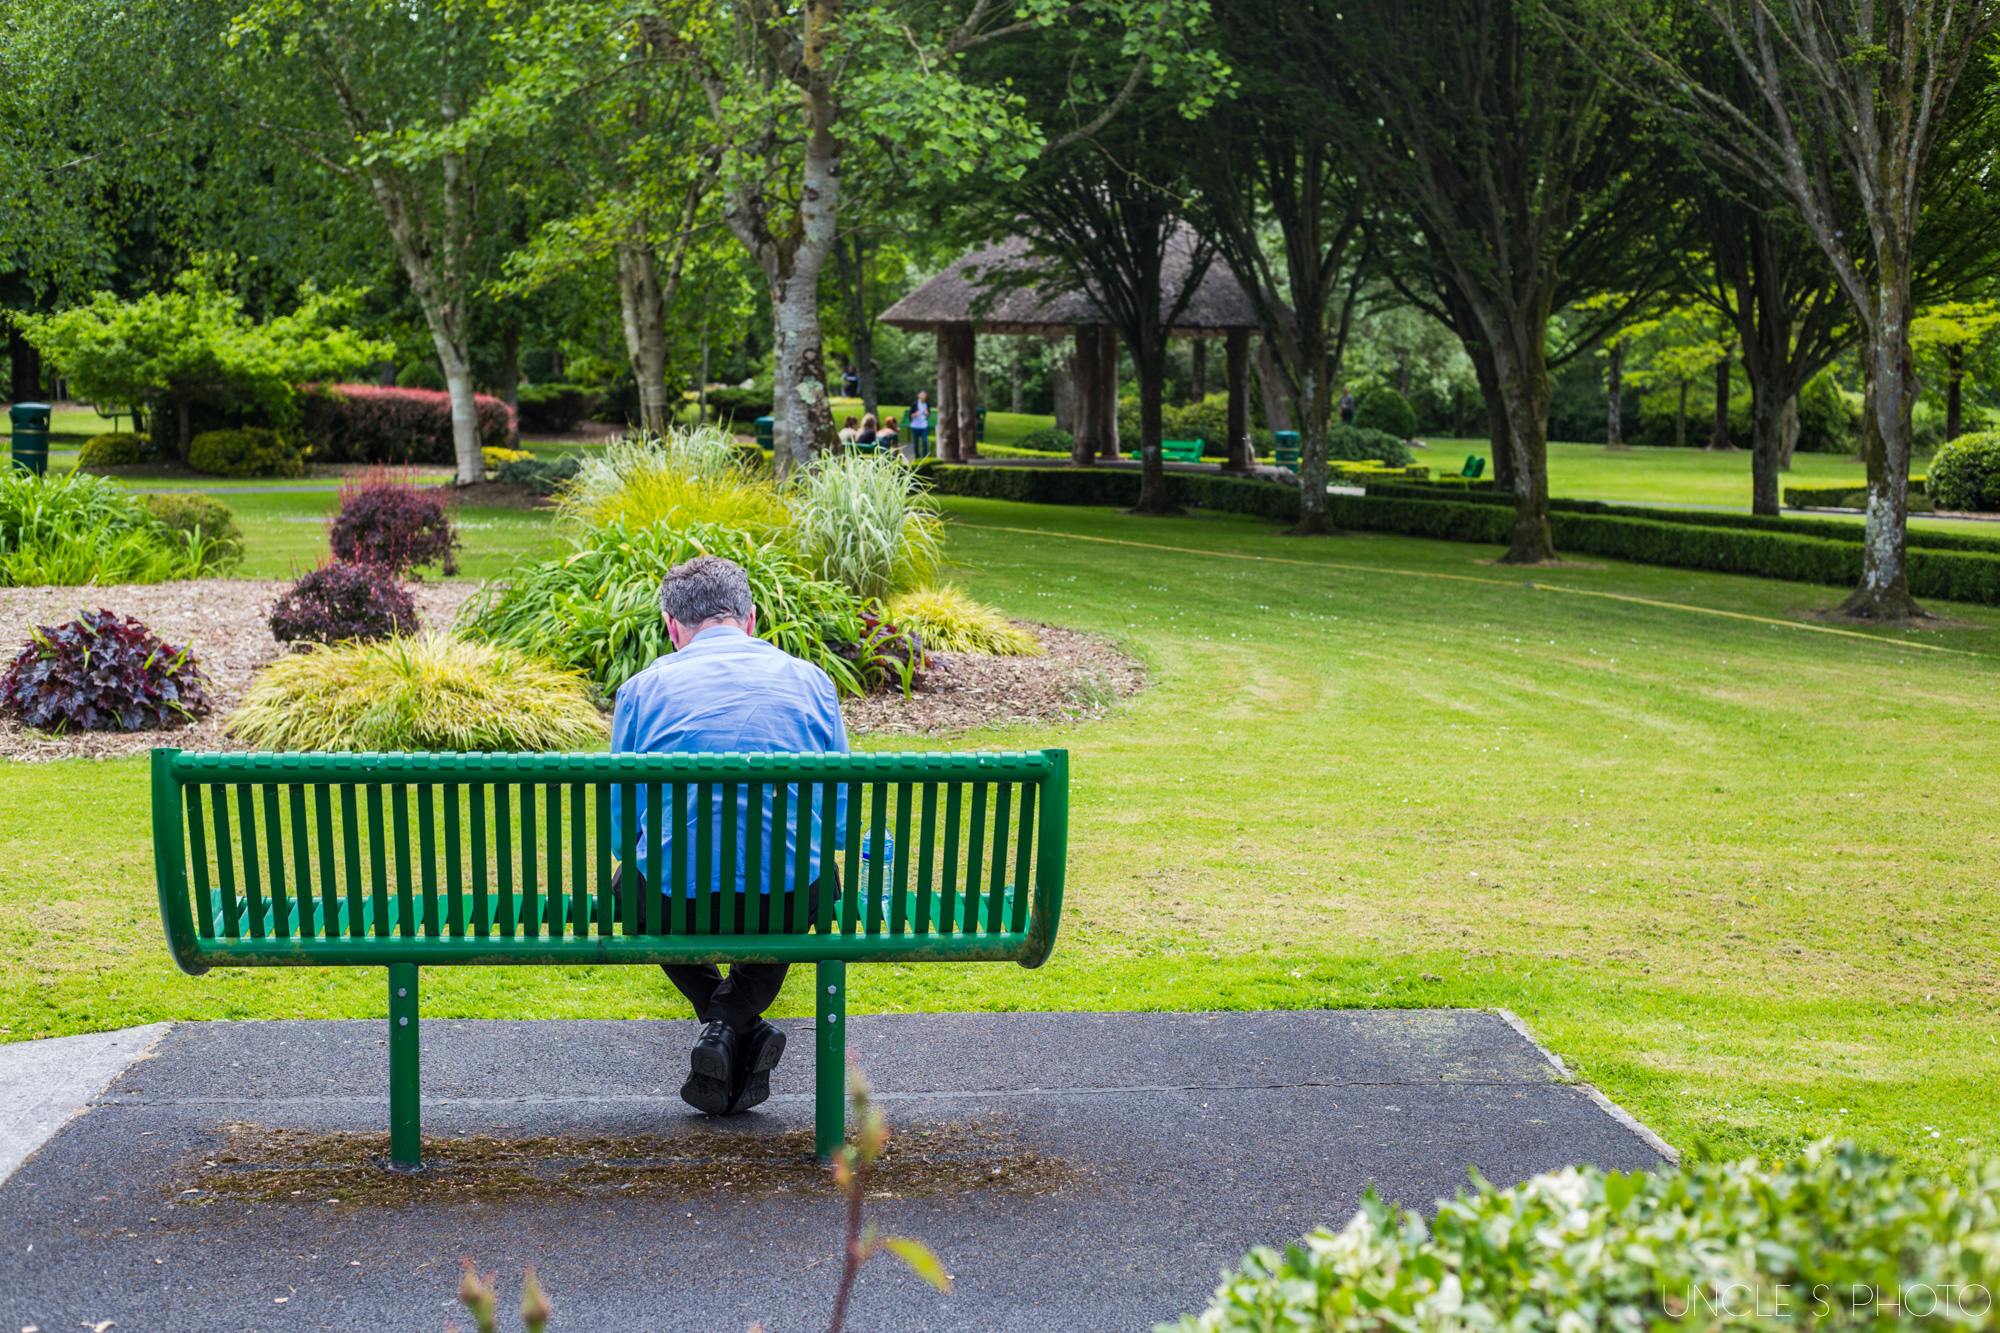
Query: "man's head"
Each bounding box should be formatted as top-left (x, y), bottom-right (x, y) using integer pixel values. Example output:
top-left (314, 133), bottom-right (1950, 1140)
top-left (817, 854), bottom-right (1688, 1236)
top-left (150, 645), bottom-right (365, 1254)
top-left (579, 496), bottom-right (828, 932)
top-left (659, 555), bottom-right (756, 649)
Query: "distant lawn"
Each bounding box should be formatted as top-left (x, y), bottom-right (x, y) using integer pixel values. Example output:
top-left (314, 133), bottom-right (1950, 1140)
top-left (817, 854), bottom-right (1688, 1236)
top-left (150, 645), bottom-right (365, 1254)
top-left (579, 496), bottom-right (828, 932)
top-left (3, 496), bottom-right (1997, 1177)
top-left (222, 489), bottom-right (565, 580)
top-left (1434, 438), bottom-right (1873, 508)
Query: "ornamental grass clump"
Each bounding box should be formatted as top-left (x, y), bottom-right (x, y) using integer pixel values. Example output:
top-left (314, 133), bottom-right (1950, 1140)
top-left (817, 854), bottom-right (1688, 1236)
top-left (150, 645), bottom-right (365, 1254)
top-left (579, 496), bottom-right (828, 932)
top-left (1, 609), bottom-right (211, 732)
top-left (787, 453), bottom-right (942, 602)
top-left (561, 427), bottom-right (788, 536)
top-left (0, 470), bottom-right (231, 585)
top-left (228, 634), bottom-right (606, 752)
top-left (1167, 1142), bottom-right (2000, 1333)
top-left (886, 585), bottom-right (1041, 656)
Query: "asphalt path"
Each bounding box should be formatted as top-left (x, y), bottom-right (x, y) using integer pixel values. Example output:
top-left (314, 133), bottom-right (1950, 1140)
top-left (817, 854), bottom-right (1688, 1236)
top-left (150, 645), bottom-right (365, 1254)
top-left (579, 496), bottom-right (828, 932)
top-left (0, 1009), bottom-right (1668, 1332)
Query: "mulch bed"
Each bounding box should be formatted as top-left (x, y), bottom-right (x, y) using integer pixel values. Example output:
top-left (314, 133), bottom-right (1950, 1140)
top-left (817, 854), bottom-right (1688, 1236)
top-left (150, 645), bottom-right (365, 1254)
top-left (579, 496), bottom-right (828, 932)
top-left (0, 582), bottom-right (1144, 761)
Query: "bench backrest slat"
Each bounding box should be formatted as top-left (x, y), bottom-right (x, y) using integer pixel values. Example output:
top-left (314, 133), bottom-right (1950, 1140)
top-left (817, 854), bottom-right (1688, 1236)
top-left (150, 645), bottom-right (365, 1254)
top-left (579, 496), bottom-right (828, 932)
top-left (152, 749), bottom-right (1068, 969)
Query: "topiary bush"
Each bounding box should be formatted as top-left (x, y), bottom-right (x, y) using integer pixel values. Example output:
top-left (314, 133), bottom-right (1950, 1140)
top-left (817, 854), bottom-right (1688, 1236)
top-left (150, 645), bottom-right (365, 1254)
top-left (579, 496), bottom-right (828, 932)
top-left (1168, 1144), bottom-right (2000, 1333)
top-left (188, 427), bottom-right (305, 478)
top-left (76, 432), bottom-right (162, 467)
top-left (139, 492), bottom-right (244, 568)
top-left (516, 384), bottom-right (594, 434)
top-left (329, 476), bottom-right (460, 575)
top-left (1353, 386), bottom-right (1418, 440)
top-left (1326, 424), bottom-right (1414, 466)
top-left (1, 609), bottom-right (211, 731)
top-left (228, 633), bottom-right (607, 752)
top-left (296, 384), bottom-right (514, 464)
top-left (268, 562), bottom-right (420, 646)
top-left (1922, 430), bottom-right (2000, 512)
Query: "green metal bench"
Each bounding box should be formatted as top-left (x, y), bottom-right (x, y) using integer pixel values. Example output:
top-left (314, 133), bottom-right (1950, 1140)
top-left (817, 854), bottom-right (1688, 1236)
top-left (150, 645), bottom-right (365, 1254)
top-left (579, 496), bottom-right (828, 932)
top-left (1132, 439), bottom-right (1205, 463)
top-left (1461, 455), bottom-right (1486, 479)
top-left (149, 747), bottom-right (1069, 1167)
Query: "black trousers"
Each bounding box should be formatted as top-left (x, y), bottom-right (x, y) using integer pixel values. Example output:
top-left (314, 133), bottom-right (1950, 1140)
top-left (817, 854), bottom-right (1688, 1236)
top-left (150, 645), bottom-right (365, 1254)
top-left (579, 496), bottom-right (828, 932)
top-left (613, 866), bottom-right (822, 1035)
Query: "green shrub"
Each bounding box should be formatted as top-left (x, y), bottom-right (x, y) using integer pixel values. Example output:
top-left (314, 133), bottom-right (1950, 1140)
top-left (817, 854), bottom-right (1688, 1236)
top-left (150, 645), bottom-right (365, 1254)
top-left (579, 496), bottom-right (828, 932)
top-left (787, 454), bottom-right (942, 602)
top-left (1353, 386), bottom-right (1417, 440)
top-left (1167, 1144), bottom-right (2000, 1333)
top-left (77, 432), bottom-right (161, 467)
top-left (494, 454), bottom-right (584, 496)
top-left (704, 387), bottom-right (772, 425)
top-left (0, 470), bottom-right (230, 585)
top-left (458, 518), bottom-right (868, 696)
top-left (1782, 481), bottom-right (1934, 512)
top-left (188, 427), bottom-right (305, 478)
top-left (138, 492), bottom-right (244, 568)
top-left (1922, 431), bottom-right (2000, 512)
top-left (228, 634), bottom-right (607, 752)
top-left (1012, 427), bottom-right (1074, 454)
top-left (395, 359), bottom-right (446, 390)
top-left (1326, 424), bottom-right (1413, 466)
top-left (515, 383), bottom-right (594, 434)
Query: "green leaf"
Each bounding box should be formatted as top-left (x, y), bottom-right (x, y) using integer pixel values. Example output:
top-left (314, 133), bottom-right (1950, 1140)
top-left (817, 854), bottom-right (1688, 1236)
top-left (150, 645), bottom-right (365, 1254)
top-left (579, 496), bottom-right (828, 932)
top-left (882, 1237), bottom-right (951, 1293)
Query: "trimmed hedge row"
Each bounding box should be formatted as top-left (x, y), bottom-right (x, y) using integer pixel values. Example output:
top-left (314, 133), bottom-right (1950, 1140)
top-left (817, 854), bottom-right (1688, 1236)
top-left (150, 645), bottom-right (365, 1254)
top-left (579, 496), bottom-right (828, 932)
top-left (917, 463), bottom-right (2000, 604)
top-left (1366, 481), bottom-right (2000, 555)
top-left (1783, 478), bottom-right (1932, 509)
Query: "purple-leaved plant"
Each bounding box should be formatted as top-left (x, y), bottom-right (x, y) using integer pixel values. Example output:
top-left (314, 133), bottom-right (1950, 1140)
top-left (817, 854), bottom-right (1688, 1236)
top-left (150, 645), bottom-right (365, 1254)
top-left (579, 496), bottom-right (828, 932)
top-left (0, 609), bottom-right (211, 732)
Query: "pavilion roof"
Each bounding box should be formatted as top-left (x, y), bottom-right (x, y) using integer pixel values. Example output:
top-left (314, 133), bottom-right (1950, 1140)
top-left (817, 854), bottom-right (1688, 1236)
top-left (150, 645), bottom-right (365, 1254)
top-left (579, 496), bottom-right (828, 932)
top-left (876, 234), bottom-right (1261, 336)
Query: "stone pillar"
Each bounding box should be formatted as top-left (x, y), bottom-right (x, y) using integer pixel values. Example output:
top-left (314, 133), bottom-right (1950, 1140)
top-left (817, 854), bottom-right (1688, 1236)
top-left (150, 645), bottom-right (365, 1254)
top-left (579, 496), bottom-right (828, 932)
top-left (1097, 326), bottom-right (1122, 460)
top-left (1225, 330), bottom-right (1251, 470)
top-left (1071, 328), bottom-right (1100, 465)
top-left (937, 328), bottom-right (961, 462)
top-left (955, 325), bottom-right (980, 460)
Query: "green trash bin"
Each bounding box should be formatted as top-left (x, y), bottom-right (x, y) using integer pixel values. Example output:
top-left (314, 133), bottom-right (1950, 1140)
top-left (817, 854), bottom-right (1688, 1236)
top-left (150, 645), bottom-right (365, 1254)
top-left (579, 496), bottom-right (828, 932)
top-left (8, 402), bottom-right (51, 476)
top-left (754, 415), bottom-right (774, 454)
top-left (1274, 429), bottom-right (1300, 474)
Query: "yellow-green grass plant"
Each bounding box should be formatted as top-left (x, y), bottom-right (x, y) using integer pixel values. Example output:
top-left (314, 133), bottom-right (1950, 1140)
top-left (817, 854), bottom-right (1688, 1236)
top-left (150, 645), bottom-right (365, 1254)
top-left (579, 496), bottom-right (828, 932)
top-left (228, 634), bottom-right (607, 752)
top-left (0, 470), bottom-right (232, 585)
top-left (562, 426), bottom-right (788, 536)
top-left (887, 584), bottom-right (1041, 655)
top-left (788, 453), bottom-right (943, 602)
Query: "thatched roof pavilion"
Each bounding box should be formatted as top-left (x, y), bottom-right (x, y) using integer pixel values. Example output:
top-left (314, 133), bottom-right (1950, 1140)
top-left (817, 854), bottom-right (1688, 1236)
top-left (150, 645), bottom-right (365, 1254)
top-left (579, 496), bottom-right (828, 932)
top-left (877, 236), bottom-right (1262, 468)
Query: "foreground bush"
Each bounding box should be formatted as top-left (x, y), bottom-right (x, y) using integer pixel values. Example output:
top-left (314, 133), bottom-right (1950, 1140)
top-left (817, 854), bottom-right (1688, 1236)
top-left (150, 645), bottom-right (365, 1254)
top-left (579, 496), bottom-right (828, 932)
top-left (0, 470), bottom-right (232, 585)
top-left (138, 492), bottom-right (244, 569)
top-left (188, 427), bottom-right (305, 478)
top-left (458, 518), bottom-right (867, 695)
top-left (1, 609), bottom-right (211, 731)
top-left (268, 563), bottom-right (419, 645)
top-left (1924, 431), bottom-right (2000, 512)
top-left (888, 585), bottom-right (1041, 656)
top-left (330, 475), bottom-right (459, 575)
top-left (788, 453), bottom-right (942, 602)
top-left (296, 384), bottom-right (513, 464)
top-left (76, 432), bottom-right (162, 467)
top-left (1167, 1143), bottom-right (2000, 1333)
top-left (229, 634), bottom-right (606, 752)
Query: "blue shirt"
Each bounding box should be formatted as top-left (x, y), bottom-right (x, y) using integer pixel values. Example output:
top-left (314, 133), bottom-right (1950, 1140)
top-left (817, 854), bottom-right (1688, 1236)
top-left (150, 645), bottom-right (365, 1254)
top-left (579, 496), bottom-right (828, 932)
top-left (609, 625), bottom-right (849, 896)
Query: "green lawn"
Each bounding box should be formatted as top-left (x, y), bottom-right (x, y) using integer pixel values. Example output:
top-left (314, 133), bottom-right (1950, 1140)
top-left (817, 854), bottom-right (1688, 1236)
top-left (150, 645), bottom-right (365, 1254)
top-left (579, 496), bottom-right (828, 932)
top-left (221, 490), bottom-right (567, 580)
top-left (4, 496), bottom-right (1997, 1175)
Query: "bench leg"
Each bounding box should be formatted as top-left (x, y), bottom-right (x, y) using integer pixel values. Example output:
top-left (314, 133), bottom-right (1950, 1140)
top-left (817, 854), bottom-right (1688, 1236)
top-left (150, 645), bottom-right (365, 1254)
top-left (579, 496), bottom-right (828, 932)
top-left (388, 963), bottom-right (421, 1171)
top-left (815, 959), bottom-right (846, 1160)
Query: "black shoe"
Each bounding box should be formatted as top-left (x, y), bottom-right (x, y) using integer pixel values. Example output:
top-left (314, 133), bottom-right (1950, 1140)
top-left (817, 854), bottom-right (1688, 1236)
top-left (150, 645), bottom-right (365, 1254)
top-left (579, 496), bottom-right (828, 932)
top-left (681, 1021), bottom-right (740, 1115)
top-left (742, 1019), bottom-right (786, 1075)
top-left (727, 1069), bottom-right (772, 1114)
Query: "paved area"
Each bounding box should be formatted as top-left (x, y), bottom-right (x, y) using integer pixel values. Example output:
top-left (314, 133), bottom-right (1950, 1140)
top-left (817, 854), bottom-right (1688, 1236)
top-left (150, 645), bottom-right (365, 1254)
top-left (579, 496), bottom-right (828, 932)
top-left (0, 1010), bottom-right (1668, 1332)
top-left (0, 1024), bottom-right (172, 1182)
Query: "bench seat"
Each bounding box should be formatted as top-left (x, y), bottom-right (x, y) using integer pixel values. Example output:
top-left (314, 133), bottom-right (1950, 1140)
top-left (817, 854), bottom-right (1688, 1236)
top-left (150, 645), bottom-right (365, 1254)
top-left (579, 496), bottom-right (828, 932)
top-left (151, 747), bottom-right (1069, 1164)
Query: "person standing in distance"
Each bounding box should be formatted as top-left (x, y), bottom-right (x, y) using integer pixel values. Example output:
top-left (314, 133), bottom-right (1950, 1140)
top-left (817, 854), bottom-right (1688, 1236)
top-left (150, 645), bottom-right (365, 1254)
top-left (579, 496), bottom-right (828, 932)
top-left (609, 555), bottom-right (849, 1115)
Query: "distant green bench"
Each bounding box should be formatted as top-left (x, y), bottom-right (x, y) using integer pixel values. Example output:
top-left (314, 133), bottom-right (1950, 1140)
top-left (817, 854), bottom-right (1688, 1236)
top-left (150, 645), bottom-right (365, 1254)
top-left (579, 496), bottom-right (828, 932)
top-left (1461, 455), bottom-right (1486, 479)
top-left (1131, 439), bottom-right (1206, 464)
top-left (150, 747), bottom-right (1070, 1167)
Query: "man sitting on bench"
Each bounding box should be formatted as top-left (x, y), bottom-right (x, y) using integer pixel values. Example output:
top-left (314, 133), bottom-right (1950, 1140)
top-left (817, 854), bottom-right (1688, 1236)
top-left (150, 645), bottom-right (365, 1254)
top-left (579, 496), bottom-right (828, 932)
top-left (609, 554), bottom-right (849, 1116)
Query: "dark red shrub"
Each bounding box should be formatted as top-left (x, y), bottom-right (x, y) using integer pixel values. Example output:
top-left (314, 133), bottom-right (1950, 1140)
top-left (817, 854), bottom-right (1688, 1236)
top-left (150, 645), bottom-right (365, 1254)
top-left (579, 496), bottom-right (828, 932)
top-left (330, 474), bottom-right (460, 575)
top-left (1, 610), bottom-right (212, 732)
top-left (297, 384), bottom-right (514, 465)
top-left (268, 563), bottom-right (420, 645)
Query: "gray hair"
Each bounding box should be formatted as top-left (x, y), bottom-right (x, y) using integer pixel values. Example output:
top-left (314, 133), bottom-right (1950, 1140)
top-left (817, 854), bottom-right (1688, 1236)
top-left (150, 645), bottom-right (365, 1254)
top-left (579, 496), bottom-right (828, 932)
top-left (658, 555), bottom-right (754, 626)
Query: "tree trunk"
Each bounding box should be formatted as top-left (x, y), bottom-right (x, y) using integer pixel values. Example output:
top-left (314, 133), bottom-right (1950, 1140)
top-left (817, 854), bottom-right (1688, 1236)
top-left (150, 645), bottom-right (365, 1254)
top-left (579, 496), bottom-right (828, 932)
top-left (1707, 353), bottom-right (1735, 450)
top-left (1224, 329), bottom-right (1250, 470)
top-left (1676, 380), bottom-right (1688, 449)
top-left (1605, 342), bottom-right (1625, 449)
top-left (439, 350), bottom-right (481, 481)
top-left (696, 312), bottom-right (711, 425)
top-left (1779, 393), bottom-right (1799, 471)
top-left (1483, 321), bottom-right (1555, 563)
top-left (1946, 344), bottom-right (1965, 441)
top-left (1749, 381), bottom-right (1785, 514)
top-left (1051, 338), bottom-right (1077, 439)
top-left (1098, 327), bottom-right (1122, 461)
top-left (1131, 324), bottom-right (1177, 515)
top-left (1838, 313), bottom-right (1922, 619)
top-left (1464, 336), bottom-right (1510, 491)
top-left (955, 325), bottom-right (980, 460)
top-left (1190, 339), bottom-right (1207, 402)
top-left (1291, 370), bottom-right (1335, 534)
top-left (1069, 328), bottom-right (1097, 465)
top-left (936, 330), bottom-right (960, 462)
top-left (8, 326), bottom-right (41, 402)
top-left (1252, 338), bottom-right (1294, 431)
top-left (176, 397), bottom-right (192, 464)
top-left (1009, 344), bottom-right (1024, 414)
top-left (617, 239), bottom-right (672, 434)
top-left (499, 321), bottom-right (521, 446)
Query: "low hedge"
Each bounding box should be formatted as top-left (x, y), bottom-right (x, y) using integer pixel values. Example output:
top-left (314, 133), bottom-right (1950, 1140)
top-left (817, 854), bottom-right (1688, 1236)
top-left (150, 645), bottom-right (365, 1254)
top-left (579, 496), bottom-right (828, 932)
top-left (1784, 478), bottom-right (1933, 509)
top-left (917, 463), bottom-right (2000, 604)
top-left (1366, 481), bottom-right (2000, 555)
top-left (297, 384), bottom-right (513, 464)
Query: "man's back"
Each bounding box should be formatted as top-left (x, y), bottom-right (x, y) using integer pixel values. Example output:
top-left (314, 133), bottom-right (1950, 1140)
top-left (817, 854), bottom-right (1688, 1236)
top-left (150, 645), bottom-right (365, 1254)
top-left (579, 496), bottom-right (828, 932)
top-left (610, 625), bottom-right (849, 895)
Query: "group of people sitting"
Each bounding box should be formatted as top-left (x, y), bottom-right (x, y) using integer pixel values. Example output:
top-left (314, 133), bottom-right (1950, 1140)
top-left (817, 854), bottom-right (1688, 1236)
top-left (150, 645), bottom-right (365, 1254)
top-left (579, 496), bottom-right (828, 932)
top-left (837, 412), bottom-right (901, 452)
